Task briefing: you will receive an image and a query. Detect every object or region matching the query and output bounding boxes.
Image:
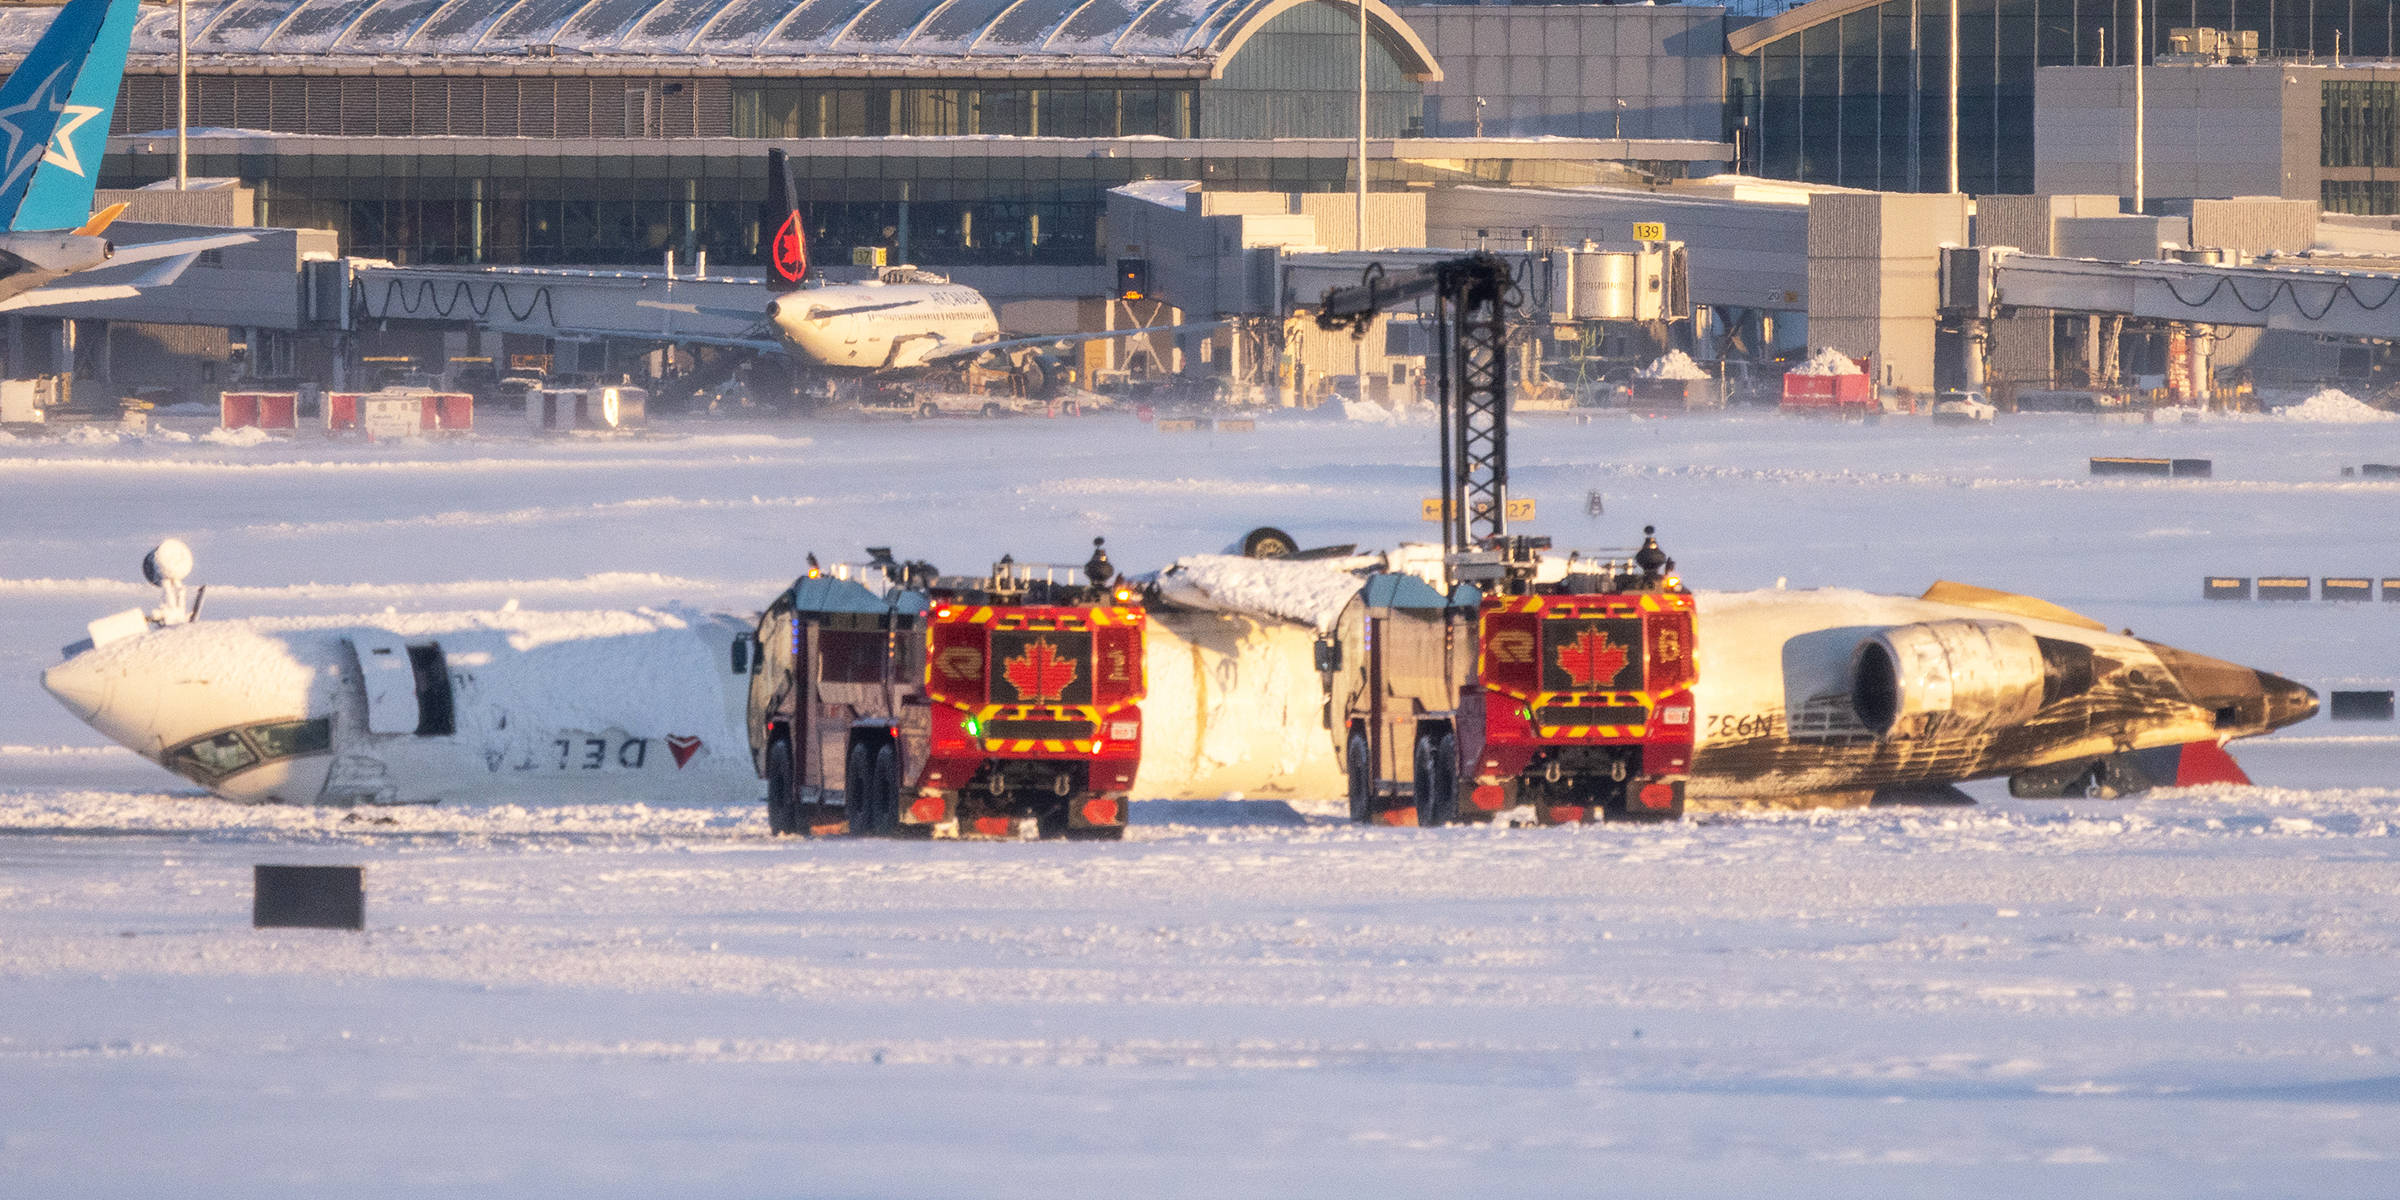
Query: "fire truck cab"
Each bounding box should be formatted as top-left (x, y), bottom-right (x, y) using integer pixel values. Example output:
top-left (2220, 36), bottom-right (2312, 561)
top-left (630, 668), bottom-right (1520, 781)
top-left (748, 544), bottom-right (1146, 840)
top-left (1327, 528), bottom-right (1694, 826)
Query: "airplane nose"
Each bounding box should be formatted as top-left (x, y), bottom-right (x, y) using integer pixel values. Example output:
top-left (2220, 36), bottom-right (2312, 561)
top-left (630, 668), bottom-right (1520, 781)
top-left (2148, 641), bottom-right (2320, 734)
top-left (42, 654), bottom-right (108, 722)
top-left (2257, 672), bottom-right (2319, 732)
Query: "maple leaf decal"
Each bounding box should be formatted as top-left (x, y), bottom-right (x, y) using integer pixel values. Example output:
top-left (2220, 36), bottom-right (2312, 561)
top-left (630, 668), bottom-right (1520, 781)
top-left (1554, 629), bottom-right (1631, 689)
top-left (1002, 637), bottom-right (1080, 704)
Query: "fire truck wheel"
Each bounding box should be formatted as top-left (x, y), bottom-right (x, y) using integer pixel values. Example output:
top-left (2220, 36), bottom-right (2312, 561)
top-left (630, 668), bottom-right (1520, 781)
top-left (981, 402), bottom-right (1002, 418)
top-left (1417, 732), bottom-right (1460, 826)
top-left (845, 741), bottom-right (876, 835)
top-left (765, 735), bottom-right (797, 835)
top-left (916, 402), bottom-right (937, 419)
top-left (1346, 731), bottom-right (1372, 823)
top-left (869, 743), bottom-right (900, 835)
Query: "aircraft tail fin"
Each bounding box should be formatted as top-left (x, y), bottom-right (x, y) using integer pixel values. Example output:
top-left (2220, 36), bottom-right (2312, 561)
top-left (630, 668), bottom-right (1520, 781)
top-left (765, 147), bottom-right (808, 285)
top-left (0, 0), bottom-right (140, 234)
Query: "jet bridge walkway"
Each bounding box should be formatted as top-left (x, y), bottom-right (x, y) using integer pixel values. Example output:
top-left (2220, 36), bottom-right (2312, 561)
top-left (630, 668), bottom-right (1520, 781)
top-left (1982, 252), bottom-right (2400, 339)
top-left (341, 262), bottom-right (779, 349)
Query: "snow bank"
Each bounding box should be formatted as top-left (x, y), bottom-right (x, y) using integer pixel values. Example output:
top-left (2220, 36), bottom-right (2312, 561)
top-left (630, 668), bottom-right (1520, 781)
top-left (1156, 554), bottom-right (1365, 632)
top-left (1636, 350), bottom-right (1711, 381)
top-left (1791, 347), bottom-right (1865, 376)
top-left (1340, 397), bottom-right (1420, 424)
top-left (2279, 387), bottom-right (2396, 423)
top-left (200, 425), bottom-right (276, 447)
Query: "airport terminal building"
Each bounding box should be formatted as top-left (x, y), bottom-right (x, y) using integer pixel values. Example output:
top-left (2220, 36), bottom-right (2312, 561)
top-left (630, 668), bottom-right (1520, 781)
top-left (65, 0), bottom-right (1727, 283)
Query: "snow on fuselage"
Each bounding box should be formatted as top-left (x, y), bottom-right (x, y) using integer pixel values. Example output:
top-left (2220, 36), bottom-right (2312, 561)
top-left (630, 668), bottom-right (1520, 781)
top-left (42, 609), bottom-right (759, 806)
top-left (767, 280), bottom-right (999, 375)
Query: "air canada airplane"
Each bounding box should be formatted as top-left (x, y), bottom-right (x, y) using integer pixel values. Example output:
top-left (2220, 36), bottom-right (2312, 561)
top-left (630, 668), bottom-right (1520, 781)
top-left (41, 539), bottom-right (2312, 813)
top-left (637, 149), bottom-right (1215, 392)
top-left (0, 0), bottom-right (254, 313)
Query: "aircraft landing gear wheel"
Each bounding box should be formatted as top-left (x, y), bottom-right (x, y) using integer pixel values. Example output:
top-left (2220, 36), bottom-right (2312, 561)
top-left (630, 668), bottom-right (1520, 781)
top-left (1347, 730), bottom-right (1373, 824)
top-left (870, 742), bottom-right (900, 836)
top-left (846, 741), bottom-right (876, 835)
top-left (1242, 526), bottom-right (1298, 558)
top-left (765, 734), bottom-right (796, 835)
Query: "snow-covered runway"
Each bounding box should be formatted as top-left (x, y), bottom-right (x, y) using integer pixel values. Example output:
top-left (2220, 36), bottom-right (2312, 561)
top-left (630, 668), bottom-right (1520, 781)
top-left (4, 408), bottom-right (2396, 1194)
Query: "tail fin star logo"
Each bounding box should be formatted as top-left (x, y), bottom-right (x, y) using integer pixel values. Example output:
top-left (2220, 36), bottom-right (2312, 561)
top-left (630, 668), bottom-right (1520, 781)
top-left (40, 102), bottom-right (101, 177)
top-left (0, 63), bottom-right (71, 199)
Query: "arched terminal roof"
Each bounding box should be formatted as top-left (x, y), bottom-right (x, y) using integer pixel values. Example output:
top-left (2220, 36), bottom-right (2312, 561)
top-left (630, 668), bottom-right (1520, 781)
top-left (0, 0), bottom-right (1439, 78)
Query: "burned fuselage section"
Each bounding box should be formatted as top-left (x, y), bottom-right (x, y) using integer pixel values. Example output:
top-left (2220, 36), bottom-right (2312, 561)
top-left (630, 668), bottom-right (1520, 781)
top-left (1690, 583), bottom-right (2315, 802)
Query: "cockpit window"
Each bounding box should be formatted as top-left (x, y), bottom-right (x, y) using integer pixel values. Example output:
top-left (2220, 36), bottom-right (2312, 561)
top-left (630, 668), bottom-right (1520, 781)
top-left (249, 718), bottom-right (332, 761)
top-left (163, 718), bottom-right (333, 782)
top-left (168, 731), bottom-right (256, 779)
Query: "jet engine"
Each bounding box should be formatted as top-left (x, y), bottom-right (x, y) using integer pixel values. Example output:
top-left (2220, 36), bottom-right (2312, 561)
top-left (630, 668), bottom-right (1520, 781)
top-left (1849, 619), bottom-right (2046, 739)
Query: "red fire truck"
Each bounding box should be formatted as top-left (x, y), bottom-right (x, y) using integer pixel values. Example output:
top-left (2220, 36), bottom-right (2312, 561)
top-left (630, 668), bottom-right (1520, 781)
top-left (748, 543), bottom-right (1146, 840)
top-left (1327, 529), bottom-right (1693, 825)
top-left (1311, 252), bottom-right (1691, 825)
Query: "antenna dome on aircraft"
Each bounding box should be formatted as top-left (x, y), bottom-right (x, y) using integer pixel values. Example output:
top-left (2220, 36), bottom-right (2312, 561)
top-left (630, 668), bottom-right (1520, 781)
top-left (143, 538), bottom-right (193, 585)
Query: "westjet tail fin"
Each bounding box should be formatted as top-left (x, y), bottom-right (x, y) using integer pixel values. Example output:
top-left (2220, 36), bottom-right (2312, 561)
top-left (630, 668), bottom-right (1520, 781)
top-left (0, 0), bottom-right (139, 234)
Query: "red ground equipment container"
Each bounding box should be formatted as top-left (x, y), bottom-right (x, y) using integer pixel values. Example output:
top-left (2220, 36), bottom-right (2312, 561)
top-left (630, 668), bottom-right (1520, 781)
top-left (1780, 355), bottom-right (1874, 415)
top-left (219, 392), bottom-right (298, 431)
top-left (324, 390), bottom-right (473, 437)
top-left (748, 542), bottom-right (1145, 840)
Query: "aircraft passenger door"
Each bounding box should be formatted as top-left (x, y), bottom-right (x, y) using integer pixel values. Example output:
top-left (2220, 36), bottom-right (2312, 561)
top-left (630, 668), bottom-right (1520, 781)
top-left (348, 631), bottom-right (421, 735)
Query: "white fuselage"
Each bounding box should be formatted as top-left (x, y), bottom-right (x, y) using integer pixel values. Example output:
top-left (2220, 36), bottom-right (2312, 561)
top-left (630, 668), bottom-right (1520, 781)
top-left (768, 279), bottom-right (1000, 375)
top-left (39, 583), bottom-right (2308, 810)
top-left (43, 608), bottom-right (761, 806)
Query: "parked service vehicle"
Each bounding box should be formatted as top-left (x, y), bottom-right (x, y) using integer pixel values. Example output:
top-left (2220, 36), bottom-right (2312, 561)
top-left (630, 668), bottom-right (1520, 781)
top-left (747, 543), bottom-right (1146, 840)
top-left (1932, 389), bottom-right (1996, 424)
top-left (1325, 528), bottom-right (1695, 826)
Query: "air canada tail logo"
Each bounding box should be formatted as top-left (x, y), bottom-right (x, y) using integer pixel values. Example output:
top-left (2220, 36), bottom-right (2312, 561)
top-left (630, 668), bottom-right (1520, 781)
top-left (772, 213), bottom-right (806, 283)
top-left (1555, 630), bottom-right (1630, 689)
top-left (1001, 638), bottom-right (1078, 704)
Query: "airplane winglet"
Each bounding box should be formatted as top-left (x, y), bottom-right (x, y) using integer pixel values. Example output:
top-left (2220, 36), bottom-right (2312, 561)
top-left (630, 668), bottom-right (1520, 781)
top-left (73, 201), bottom-right (127, 237)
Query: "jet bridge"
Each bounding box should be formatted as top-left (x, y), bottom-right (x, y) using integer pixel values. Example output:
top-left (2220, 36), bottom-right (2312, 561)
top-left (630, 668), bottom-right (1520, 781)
top-left (1942, 247), bottom-right (2400, 402)
top-left (1957, 250), bottom-right (2400, 339)
top-left (339, 262), bottom-right (777, 348)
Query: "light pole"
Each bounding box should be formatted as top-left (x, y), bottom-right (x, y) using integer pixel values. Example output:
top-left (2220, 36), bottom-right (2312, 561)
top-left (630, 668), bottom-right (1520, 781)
top-left (1614, 97), bottom-right (1626, 141)
top-left (1356, 0), bottom-right (1368, 252)
top-left (1946, 0), bottom-right (1959, 193)
top-left (177, 0), bottom-right (187, 189)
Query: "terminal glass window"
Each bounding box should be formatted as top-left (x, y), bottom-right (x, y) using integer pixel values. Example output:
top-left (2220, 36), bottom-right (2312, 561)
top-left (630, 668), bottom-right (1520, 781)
top-left (731, 84), bottom-right (1196, 138)
top-left (2323, 179), bottom-right (2398, 215)
top-left (2324, 81), bottom-right (2399, 168)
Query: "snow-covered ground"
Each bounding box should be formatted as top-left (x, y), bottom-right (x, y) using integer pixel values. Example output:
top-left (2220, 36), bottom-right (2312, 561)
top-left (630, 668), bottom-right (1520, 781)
top-left (3, 408), bottom-right (2396, 1195)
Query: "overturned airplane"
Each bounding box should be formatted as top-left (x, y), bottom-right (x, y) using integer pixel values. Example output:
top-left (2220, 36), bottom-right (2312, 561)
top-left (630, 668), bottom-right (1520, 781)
top-left (40, 538), bottom-right (2311, 815)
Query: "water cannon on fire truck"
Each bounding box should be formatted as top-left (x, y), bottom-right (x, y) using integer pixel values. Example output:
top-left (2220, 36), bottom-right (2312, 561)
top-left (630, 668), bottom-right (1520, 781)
top-left (1312, 254), bottom-right (1696, 826)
